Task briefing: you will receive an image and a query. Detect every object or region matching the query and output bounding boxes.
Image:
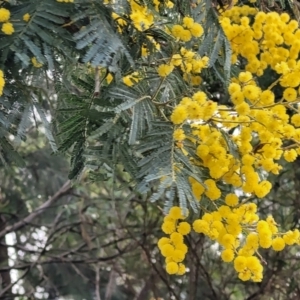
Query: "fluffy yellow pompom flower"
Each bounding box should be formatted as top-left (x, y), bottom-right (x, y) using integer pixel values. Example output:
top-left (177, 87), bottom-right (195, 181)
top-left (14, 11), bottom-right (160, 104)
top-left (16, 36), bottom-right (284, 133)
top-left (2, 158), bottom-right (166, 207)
top-left (225, 193), bottom-right (239, 207)
top-left (177, 222), bottom-right (191, 235)
top-left (166, 262), bottom-right (179, 274)
top-left (183, 16), bottom-right (194, 29)
top-left (173, 128), bottom-right (185, 141)
top-left (172, 249), bottom-right (185, 262)
top-left (171, 24), bottom-right (184, 38)
top-left (254, 180), bottom-right (272, 198)
top-left (168, 206), bottom-right (182, 219)
top-left (242, 85), bottom-right (261, 101)
top-left (204, 179), bottom-right (221, 201)
top-left (191, 179), bottom-right (205, 200)
top-left (162, 221), bottom-right (175, 234)
top-left (283, 230), bottom-right (299, 245)
top-left (238, 71), bottom-right (252, 83)
top-left (272, 237), bottom-right (285, 251)
top-left (0, 8), bottom-right (10, 22)
top-left (291, 114), bottom-right (300, 127)
top-left (236, 102), bottom-right (250, 116)
top-left (157, 64), bottom-right (174, 77)
top-left (177, 263), bottom-right (186, 275)
top-left (158, 237), bottom-right (171, 250)
top-left (283, 149), bottom-right (297, 162)
top-left (234, 256), bottom-right (247, 272)
top-left (171, 54), bottom-right (182, 66)
top-left (190, 23), bottom-right (204, 37)
top-left (193, 219), bottom-right (209, 234)
top-left (221, 249), bottom-right (235, 262)
top-left (238, 270), bottom-right (252, 281)
top-left (179, 29), bottom-right (192, 42)
top-left (160, 244), bottom-right (175, 257)
top-left (283, 87), bottom-right (297, 102)
top-left (170, 232), bottom-right (183, 244)
top-left (1, 22), bottom-right (14, 35)
top-left (23, 13), bottom-right (30, 22)
top-left (170, 105), bottom-right (188, 124)
top-left (228, 82), bottom-right (241, 95)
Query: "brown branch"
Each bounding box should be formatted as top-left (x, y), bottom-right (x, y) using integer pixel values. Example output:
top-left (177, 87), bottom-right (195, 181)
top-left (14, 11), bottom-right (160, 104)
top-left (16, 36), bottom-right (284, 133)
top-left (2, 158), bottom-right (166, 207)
top-left (0, 180), bottom-right (71, 239)
top-left (95, 263), bottom-right (102, 300)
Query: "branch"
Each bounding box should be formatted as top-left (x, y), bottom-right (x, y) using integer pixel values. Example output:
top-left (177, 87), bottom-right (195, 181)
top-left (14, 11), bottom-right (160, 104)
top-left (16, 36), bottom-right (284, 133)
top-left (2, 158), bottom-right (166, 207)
top-left (95, 263), bottom-right (102, 300)
top-left (0, 180), bottom-right (71, 239)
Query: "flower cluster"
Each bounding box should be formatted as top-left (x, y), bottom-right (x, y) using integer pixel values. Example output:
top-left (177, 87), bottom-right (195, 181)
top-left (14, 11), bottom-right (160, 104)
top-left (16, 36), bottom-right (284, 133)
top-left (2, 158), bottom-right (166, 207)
top-left (0, 70), bottom-right (5, 96)
top-left (157, 47), bottom-right (209, 86)
top-left (193, 204), bottom-right (299, 281)
top-left (129, 0), bottom-right (154, 31)
top-left (0, 8), bottom-right (14, 35)
top-left (158, 206), bottom-right (191, 275)
top-left (158, 4), bottom-right (300, 282)
top-left (171, 17), bottom-right (204, 42)
top-left (153, 0), bottom-right (174, 11)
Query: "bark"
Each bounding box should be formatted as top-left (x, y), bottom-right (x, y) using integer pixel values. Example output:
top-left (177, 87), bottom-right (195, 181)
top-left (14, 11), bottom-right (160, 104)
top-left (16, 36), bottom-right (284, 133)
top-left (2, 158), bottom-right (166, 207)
top-left (0, 215), bottom-right (11, 298)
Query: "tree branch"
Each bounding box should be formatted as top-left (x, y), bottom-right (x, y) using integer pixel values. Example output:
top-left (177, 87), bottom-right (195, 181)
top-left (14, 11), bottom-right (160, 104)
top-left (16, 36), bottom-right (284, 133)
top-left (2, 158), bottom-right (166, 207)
top-left (0, 180), bottom-right (71, 239)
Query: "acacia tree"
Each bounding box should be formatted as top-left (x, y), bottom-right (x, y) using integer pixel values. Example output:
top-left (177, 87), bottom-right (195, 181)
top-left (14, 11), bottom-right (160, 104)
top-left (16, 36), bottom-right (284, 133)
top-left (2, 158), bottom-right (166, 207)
top-left (2, 0), bottom-right (300, 298)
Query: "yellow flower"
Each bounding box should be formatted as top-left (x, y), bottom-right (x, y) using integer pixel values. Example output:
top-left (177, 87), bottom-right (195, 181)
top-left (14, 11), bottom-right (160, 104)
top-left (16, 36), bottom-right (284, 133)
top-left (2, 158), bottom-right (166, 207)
top-left (228, 82), bottom-right (241, 95)
top-left (283, 87), bottom-right (297, 102)
top-left (272, 237), bottom-right (285, 251)
top-left (190, 23), bottom-right (204, 37)
top-left (225, 193), bottom-right (239, 207)
top-left (291, 114), bottom-right (300, 127)
top-left (177, 263), bottom-right (186, 275)
top-left (204, 179), bottom-right (221, 201)
top-left (31, 57), bottom-right (43, 68)
top-left (242, 85), bottom-right (261, 101)
top-left (171, 24), bottom-right (184, 38)
top-left (283, 149), bottom-right (297, 162)
top-left (0, 73), bottom-right (5, 96)
top-left (238, 71), bottom-right (252, 83)
top-left (193, 219), bottom-right (209, 234)
top-left (157, 64), bottom-right (174, 77)
top-left (234, 256), bottom-right (247, 272)
top-left (158, 237), bottom-right (171, 250)
top-left (172, 249), bottom-right (185, 262)
top-left (166, 262), bottom-right (179, 274)
top-left (23, 13), bottom-right (30, 22)
top-left (191, 178), bottom-right (205, 200)
top-left (161, 244), bottom-right (175, 257)
top-left (168, 206), bottom-right (187, 219)
top-left (0, 8), bottom-right (10, 22)
top-left (173, 128), bottom-right (185, 141)
top-left (106, 73), bottom-right (113, 84)
top-left (171, 54), bottom-right (182, 66)
top-left (221, 249), bottom-right (235, 262)
top-left (183, 17), bottom-right (194, 29)
top-left (1, 22), bottom-right (14, 35)
top-left (238, 270), bottom-right (252, 281)
top-left (162, 221), bottom-right (175, 234)
top-left (179, 29), bottom-right (192, 42)
top-left (236, 102), bottom-right (250, 116)
top-left (177, 222), bottom-right (191, 235)
top-left (170, 232), bottom-right (183, 244)
top-left (170, 105), bottom-right (188, 124)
